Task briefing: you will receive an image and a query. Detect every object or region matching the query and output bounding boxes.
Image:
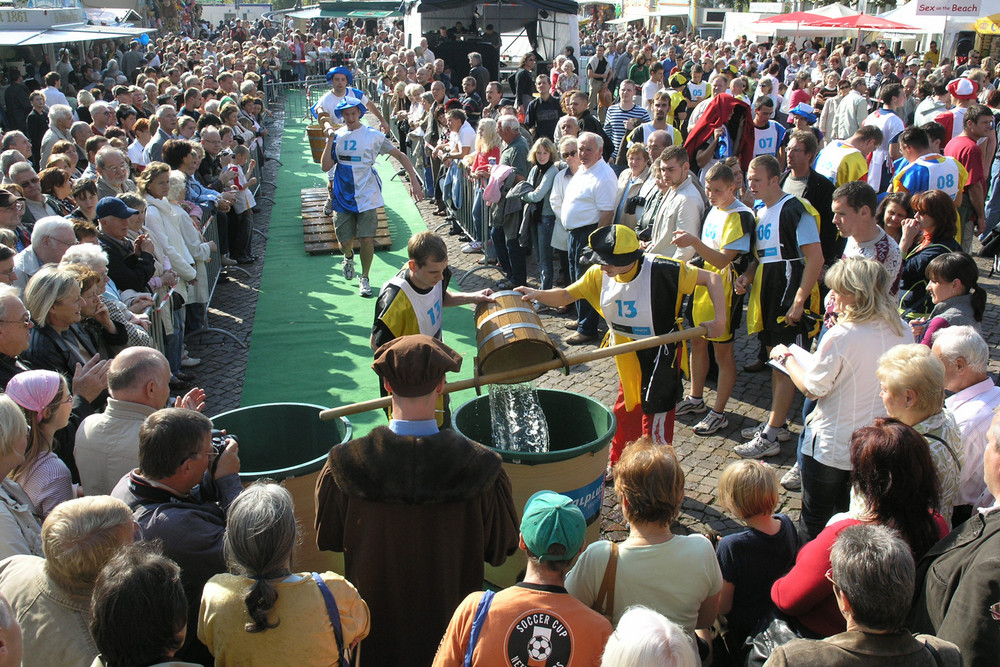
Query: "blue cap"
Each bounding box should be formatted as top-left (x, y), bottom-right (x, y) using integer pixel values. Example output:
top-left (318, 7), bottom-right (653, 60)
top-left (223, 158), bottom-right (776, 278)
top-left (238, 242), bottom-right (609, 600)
top-left (95, 196), bottom-right (138, 219)
top-left (327, 66), bottom-right (354, 86)
top-left (334, 96), bottom-right (366, 120)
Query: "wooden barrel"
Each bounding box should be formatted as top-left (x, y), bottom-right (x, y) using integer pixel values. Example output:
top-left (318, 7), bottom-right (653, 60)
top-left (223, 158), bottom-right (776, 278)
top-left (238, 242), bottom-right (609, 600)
top-left (307, 124), bottom-right (327, 163)
top-left (474, 290), bottom-right (558, 382)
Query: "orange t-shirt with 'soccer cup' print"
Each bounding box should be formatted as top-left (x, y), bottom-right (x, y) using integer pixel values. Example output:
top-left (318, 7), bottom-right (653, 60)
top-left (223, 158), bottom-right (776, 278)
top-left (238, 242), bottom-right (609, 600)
top-left (433, 583), bottom-right (613, 667)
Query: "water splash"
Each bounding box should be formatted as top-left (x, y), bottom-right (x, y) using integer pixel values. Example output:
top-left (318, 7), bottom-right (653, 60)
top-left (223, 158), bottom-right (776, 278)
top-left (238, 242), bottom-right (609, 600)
top-left (488, 383), bottom-right (550, 453)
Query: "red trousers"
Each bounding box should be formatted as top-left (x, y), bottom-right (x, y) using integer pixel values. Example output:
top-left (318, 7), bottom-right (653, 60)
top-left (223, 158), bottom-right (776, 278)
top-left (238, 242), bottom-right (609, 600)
top-left (610, 382), bottom-right (675, 463)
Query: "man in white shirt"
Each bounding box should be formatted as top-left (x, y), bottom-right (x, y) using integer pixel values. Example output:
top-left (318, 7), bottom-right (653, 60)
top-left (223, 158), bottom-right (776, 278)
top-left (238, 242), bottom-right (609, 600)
top-left (41, 72), bottom-right (69, 109)
top-left (641, 61), bottom-right (665, 111)
top-left (560, 131), bottom-right (617, 344)
top-left (647, 145), bottom-right (705, 261)
top-left (932, 326), bottom-right (1000, 519)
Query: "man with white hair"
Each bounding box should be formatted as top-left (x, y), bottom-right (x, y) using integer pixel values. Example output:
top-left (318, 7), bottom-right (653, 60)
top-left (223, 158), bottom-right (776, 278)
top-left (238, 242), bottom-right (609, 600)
top-left (910, 410), bottom-right (1000, 666)
top-left (40, 104), bottom-right (74, 167)
top-left (95, 147), bottom-right (136, 199)
top-left (89, 101), bottom-right (115, 137)
top-left (0, 496), bottom-right (135, 667)
top-left (0, 593), bottom-right (21, 667)
top-left (931, 326), bottom-right (1000, 521)
top-left (12, 216), bottom-right (76, 290)
top-left (558, 131), bottom-right (617, 345)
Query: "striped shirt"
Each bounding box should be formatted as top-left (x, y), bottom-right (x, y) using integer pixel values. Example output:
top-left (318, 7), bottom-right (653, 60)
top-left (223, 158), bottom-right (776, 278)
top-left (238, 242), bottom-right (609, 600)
top-left (604, 103), bottom-right (651, 160)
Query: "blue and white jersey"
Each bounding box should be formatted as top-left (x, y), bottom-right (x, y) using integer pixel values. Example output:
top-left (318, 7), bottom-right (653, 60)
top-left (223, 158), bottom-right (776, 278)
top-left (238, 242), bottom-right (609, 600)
top-left (328, 125), bottom-right (395, 213)
top-left (753, 121), bottom-right (785, 158)
top-left (892, 153), bottom-right (968, 198)
top-left (314, 87), bottom-right (369, 120)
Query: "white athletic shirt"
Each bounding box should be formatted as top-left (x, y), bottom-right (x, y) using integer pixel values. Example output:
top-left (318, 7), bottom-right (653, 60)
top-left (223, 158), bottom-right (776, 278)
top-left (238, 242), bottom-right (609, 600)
top-left (753, 121), bottom-right (785, 158)
top-left (862, 108), bottom-right (904, 192)
top-left (602, 254), bottom-right (656, 340)
top-left (386, 273), bottom-right (443, 338)
top-left (315, 87), bottom-right (370, 120)
top-left (327, 125), bottom-right (394, 213)
top-left (687, 81), bottom-right (709, 102)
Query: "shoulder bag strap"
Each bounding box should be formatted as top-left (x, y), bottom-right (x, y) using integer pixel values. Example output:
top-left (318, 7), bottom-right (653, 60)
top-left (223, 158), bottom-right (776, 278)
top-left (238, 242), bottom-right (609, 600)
top-left (464, 590), bottom-right (496, 667)
top-left (311, 572), bottom-right (350, 667)
top-left (592, 541), bottom-right (619, 620)
top-left (923, 432), bottom-right (962, 472)
top-left (919, 636), bottom-right (945, 667)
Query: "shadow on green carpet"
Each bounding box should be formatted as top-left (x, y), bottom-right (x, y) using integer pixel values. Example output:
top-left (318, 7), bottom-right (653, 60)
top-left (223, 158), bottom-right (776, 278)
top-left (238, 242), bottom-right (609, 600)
top-left (239, 108), bottom-right (483, 438)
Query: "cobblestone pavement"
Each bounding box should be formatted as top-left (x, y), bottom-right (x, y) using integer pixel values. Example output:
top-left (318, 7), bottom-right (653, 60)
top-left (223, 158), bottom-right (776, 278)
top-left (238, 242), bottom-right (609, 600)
top-left (193, 112), bottom-right (1000, 542)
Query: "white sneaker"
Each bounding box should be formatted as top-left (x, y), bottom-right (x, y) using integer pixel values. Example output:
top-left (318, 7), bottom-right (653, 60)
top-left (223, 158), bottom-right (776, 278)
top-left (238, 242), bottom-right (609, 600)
top-left (342, 255), bottom-right (355, 281)
top-left (780, 463), bottom-right (801, 490)
top-left (739, 422), bottom-right (793, 441)
top-left (359, 275), bottom-right (372, 298)
top-left (693, 411), bottom-right (728, 436)
top-left (181, 355), bottom-right (201, 368)
top-left (734, 432), bottom-right (782, 459)
top-left (461, 241), bottom-right (483, 253)
top-left (675, 396), bottom-right (708, 416)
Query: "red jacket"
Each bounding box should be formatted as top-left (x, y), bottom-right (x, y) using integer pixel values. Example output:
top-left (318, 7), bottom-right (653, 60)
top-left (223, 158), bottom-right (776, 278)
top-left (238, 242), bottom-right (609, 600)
top-left (683, 93), bottom-right (755, 172)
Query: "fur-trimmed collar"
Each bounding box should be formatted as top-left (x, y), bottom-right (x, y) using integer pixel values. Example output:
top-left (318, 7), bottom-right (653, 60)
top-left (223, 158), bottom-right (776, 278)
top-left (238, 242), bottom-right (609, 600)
top-left (327, 426), bottom-right (504, 505)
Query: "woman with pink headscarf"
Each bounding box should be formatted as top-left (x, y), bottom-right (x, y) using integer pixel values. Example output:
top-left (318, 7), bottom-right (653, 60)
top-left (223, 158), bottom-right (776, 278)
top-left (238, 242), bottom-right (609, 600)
top-left (6, 369), bottom-right (77, 517)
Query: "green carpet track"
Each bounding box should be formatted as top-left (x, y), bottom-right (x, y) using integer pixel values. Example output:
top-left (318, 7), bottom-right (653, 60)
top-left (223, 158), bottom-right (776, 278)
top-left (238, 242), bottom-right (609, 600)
top-left (240, 101), bottom-right (483, 436)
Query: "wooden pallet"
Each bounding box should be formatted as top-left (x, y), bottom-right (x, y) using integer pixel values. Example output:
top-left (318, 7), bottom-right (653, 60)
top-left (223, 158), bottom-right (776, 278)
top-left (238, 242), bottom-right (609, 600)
top-left (301, 188), bottom-right (392, 255)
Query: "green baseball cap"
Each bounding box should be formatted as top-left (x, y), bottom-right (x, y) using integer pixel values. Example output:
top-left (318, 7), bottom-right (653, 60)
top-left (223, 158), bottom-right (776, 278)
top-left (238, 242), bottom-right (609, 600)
top-left (521, 491), bottom-right (586, 561)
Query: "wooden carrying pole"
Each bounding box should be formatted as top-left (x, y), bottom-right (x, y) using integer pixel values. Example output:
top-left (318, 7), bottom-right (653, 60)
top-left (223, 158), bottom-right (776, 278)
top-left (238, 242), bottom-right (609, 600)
top-left (318, 326), bottom-right (708, 421)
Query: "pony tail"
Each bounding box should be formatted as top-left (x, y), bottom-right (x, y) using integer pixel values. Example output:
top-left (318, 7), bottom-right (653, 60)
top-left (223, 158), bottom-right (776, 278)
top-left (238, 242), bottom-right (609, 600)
top-left (970, 285), bottom-right (987, 322)
top-left (244, 577), bottom-right (280, 633)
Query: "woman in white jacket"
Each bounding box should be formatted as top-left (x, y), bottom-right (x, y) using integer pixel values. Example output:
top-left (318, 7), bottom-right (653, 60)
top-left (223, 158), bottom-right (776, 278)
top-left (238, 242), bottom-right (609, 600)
top-left (138, 162), bottom-right (198, 378)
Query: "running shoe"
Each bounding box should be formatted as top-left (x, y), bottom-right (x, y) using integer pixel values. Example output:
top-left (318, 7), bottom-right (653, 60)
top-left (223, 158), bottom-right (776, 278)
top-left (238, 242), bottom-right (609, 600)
top-left (359, 276), bottom-right (372, 298)
top-left (739, 421), bottom-right (793, 441)
top-left (780, 463), bottom-right (801, 490)
top-left (693, 411), bottom-right (728, 436)
top-left (676, 396), bottom-right (708, 416)
top-left (342, 255), bottom-right (355, 281)
top-left (461, 241), bottom-right (483, 253)
top-left (734, 432), bottom-right (781, 459)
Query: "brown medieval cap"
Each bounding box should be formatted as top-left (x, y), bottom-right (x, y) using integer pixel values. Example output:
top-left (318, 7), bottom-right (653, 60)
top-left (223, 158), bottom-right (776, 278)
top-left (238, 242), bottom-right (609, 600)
top-left (372, 334), bottom-right (462, 397)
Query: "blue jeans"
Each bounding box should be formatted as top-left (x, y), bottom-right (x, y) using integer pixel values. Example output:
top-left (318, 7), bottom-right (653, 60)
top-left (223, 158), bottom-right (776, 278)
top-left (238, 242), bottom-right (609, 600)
top-left (531, 215), bottom-right (555, 290)
top-left (569, 225), bottom-right (599, 335)
top-left (472, 188), bottom-right (486, 244)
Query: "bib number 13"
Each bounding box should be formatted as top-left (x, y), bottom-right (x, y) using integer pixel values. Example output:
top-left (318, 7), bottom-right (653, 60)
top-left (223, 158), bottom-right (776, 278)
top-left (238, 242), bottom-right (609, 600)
top-left (616, 300), bottom-right (638, 318)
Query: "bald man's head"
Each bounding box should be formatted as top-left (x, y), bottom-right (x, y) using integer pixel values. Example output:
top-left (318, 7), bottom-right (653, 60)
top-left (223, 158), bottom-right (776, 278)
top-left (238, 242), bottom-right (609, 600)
top-left (107, 348), bottom-right (171, 406)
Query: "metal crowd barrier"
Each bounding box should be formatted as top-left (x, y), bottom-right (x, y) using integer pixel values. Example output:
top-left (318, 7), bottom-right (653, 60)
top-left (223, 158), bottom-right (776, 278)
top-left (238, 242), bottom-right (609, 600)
top-left (184, 211), bottom-right (248, 348)
top-left (442, 166), bottom-right (504, 287)
top-left (147, 300), bottom-right (166, 354)
top-left (264, 76), bottom-right (327, 121)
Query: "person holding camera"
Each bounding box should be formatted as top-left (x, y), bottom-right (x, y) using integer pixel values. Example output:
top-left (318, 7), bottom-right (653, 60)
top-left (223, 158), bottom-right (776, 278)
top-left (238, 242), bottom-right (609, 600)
top-left (112, 407), bottom-right (242, 665)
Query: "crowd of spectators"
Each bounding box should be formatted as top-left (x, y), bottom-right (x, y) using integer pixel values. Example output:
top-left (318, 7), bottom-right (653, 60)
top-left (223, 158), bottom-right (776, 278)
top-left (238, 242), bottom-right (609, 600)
top-left (0, 13), bottom-right (997, 667)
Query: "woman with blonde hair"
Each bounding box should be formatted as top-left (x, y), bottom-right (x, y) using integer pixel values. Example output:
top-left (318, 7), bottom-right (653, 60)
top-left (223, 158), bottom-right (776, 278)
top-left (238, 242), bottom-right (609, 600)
top-left (6, 370), bottom-right (76, 517)
top-left (519, 137), bottom-right (559, 295)
top-left (461, 118), bottom-right (502, 254)
top-left (876, 344), bottom-right (962, 524)
top-left (0, 393), bottom-right (43, 559)
top-left (199, 482), bottom-right (370, 666)
top-left (566, 437), bottom-right (722, 662)
top-left (770, 256), bottom-right (911, 541)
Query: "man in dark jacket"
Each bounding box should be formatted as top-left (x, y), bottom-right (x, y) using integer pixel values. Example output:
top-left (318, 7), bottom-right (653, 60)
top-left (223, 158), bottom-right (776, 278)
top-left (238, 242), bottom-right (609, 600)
top-left (909, 412), bottom-right (1000, 667)
top-left (95, 197), bottom-right (156, 294)
top-left (315, 335), bottom-right (519, 667)
top-left (112, 408), bottom-right (242, 665)
top-left (779, 129), bottom-right (840, 267)
top-left (4, 69), bottom-right (29, 134)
